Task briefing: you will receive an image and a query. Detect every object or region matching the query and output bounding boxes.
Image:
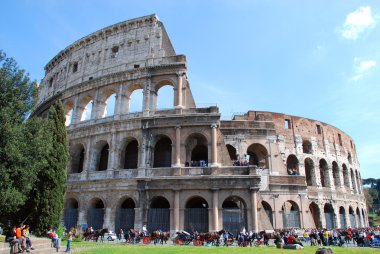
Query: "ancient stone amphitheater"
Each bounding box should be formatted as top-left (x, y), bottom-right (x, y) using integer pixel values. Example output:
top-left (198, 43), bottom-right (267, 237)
top-left (34, 14), bottom-right (367, 235)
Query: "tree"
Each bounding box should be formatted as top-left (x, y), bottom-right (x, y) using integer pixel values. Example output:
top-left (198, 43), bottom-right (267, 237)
top-left (0, 50), bottom-right (36, 226)
top-left (364, 188), bottom-right (374, 213)
top-left (27, 101), bottom-right (68, 235)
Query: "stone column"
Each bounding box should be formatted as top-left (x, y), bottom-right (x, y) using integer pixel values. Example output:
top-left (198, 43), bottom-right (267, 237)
top-left (71, 95), bottom-right (80, 124)
top-left (104, 207), bottom-right (111, 229)
top-left (174, 126), bottom-right (181, 167)
top-left (176, 72), bottom-right (184, 108)
top-left (210, 124), bottom-right (218, 167)
top-left (109, 129), bottom-right (118, 170)
top-left (91, 89), bottom-right (100, 119)
top-left (250, 188), bottom-right (259, 233)
top-left (327, 166), bottom-right (334, 189)
top-left (142, 78), bottom-right (151, 117)
top-left (78, 209), bottom-right (86, 226)
top-left (212, 188), bottom-right (219, 231)
top-left (173, 190), bottom-right (180, 232)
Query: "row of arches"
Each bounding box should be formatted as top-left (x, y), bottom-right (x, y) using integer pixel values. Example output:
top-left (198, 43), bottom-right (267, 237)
top-left (301, 140), bottom-right (353, 165)
top-left (64, 196), bottom-right (247, 235)
top-left (65, 82), bottom-right (177, 126)
top-left (303, 157), bottom-right (362, 193)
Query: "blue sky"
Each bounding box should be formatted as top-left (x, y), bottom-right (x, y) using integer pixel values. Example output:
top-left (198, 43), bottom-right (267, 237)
top-left (1, 0), bottom-right (379, 178)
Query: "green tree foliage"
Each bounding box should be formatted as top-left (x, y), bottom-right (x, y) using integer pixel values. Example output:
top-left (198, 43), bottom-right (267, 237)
top-left (27, 101), bottom-right (68, 235)
top-left (0, 51), bottom-right (36, 224)
top-left (364, 188), bottom-right (374, 212)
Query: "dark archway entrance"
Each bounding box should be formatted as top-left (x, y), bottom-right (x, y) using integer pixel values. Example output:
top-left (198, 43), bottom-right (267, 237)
top-left (87, 198), bottom-right (105, 230)
top-left (98, 144), bottom-right (109, 171)
top-left (262, 201), bottom-right (273, 228)
top-left (71, 144), bottom-right (85, 173)
top-left (185, 197), bottom-right (209, 233)
top-left (124, 139), bottom-right (138, 169)
top-left (339, 207), bottom-right (346, 228)
top-left (309, 202), bottom-right (321, 228)
top-left (226, 144), bottom-right (237, 161)
top-left (324, 203), bottom-right (335, 229)
top-left (286, 155), bottom-right (299, 175)
top-left (64, 198), bottom-right (78, 229)
top-left (222, 197), bottom-right (247, 236)
top-left (247, 143), bottom-right (268, 168)
top-left (305, 158), bottom-right (314, 186)
top-left (147, 197), bottom-right (170, 232)
top-left (153, 137), bottom-right (172, 167)
top-left (185, 134), bottom-right (208, 167)
top-left (115, 198), bottom-right (135, 231)
top-left (319, 159), bottom-right (328, 187)
top-left (282, 201), bottom-right (300, 228)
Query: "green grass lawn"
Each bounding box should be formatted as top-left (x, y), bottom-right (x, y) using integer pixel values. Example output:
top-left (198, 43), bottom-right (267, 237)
top-left (71, 243), bottom-right (380, 254)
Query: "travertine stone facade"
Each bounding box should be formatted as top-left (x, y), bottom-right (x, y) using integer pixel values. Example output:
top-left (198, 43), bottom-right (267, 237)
top-left (35, 14), bottom-right (367, 234)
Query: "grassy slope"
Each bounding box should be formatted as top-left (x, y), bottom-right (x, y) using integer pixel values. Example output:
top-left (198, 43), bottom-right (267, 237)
top-left (76, 245), bottom-right (380, 254)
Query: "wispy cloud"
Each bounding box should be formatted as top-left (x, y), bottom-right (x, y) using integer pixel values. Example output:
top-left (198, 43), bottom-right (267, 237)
top-left (352, 58), bottom-right (376, 81)
top-left (340, 6), bottom-right (376, 40)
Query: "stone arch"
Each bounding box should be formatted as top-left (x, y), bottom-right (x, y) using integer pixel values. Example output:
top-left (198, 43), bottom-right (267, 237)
top-left (342, 164), bottom-right (350, 189)
top-left (302, 140), bottom-right (313, 154)
top-left (185, 133), bottom-right (208, 167)
top-left (153, 135), bottom-right (172, 168)
top-left (64, 198), bottom-right (79, 229)
top-left (185, 196), bottom-right (209, 233)
top-left (148, 196), bottom-right (170, 232)
top-left (324, 203), bottom-right (335, 229)
top-left (101, 90), bottom-right (117, 117)
top-left (152, 79), bottom-right (175, 111)
top-left (115, 197), bottom-right (136, 232)
top-left (120, 138), bottom-right (139, 169)
top-left (226, 144), bottom-right (237, 162)
top-left (348, 153), bottom-right (353, 164)
top-left (128, 84), bottom-right (144, 113)
top-left (309, 202), bottom-right (321, 228)
top-left (79, 95), bottom-right (94, 121)
top-left (246, 143), bottom-right (268, 168)
top-left (222, 196), bottom-right (247, 236)
top-left (93, 141), bottom-right (109, 171)
top-left (70, 143), bottom-right (85, 173)
top-left (281, 200), bottom-right (300, 228)
top-left (304, 158), bottom-right (315, 186)
top-left (350, 168), bottom-right (357, 193)
top-left (339, 206), bottom-right (347, 228)
top-left (261, 201), bottom-right (274, 228)
top-left (332, 161), bottom-right (341, 187)
top-left (286, 154), bottom-right (299, 175)
top-left (349, 206), bottom-right (356, 228)
top-left (356, 207), bottom-right (362, 227)
top-left (65, 101), bottom-right (74, 126)
top-left (319, 159), bottom-right (329, 187)
top-left (88, 198), bottom-right (105, 230)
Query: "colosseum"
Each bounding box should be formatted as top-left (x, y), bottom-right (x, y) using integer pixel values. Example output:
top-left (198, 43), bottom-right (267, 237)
top-left (34, 14), bottom-right (367, 235)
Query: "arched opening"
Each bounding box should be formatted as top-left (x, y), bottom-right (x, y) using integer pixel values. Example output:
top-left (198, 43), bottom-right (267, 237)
top-left (319, 159), bottom-right (328, 187)
top-left (123, 139), bottom-right (138, 169)
top-left (98, 143), bottom-right (109, 171)
top-left (80, 99), bottom-right (93, 121)
top-left (147, 197), bottom-right (170, 232)
top-left (70, 144), bottom-right (85, 173)
top-left (339, 207), bottom-right (346, 228)
top-left (185, 197), bottom-right (209, 233)
top-left (309, 202), bottom-right (321, 228)
top-left (103, 93), bottom-right (116, 117)
top-left (64, 198), bottom-right (78, 229)
top-left (282, 201), bottom-right (300, 228)
top-left (302, 140), bottom-right (312, 154)
top-left (222, 197), bottom-right (247, 235)
top-left (349, 206), bottom-right (356, 228)
top-left (332, 161), bottom-right (341, 187)
top-left (342, 164), bottom-right (350, 188)
top-left (153, 136), bottom-right (172, 167)
top-left (226, 144), bottom-right (237, 163)
top-left (65, 106), bottom-right (74, 126)
top-left (304, 158), bottom-right (315, 186)
top-left (87, 198), bottom-right (105, 230)
top-left (115, 197), bottom-right (135, 232)
top-left (356, 171), bottom-right (362, 194)
top-left (128, 88), bottom-right (143, 113)
top-left (348, 153), bottom-right (352, 164)
top-left (156, 84), bottom-right (174, 110)
top-left (324, 203), bottom-right (335, 229)
top-left (185, 134), bottom-right (208, 167)
top-left (286, 155), bottom-right (299, 175)
top-left (362, 209), bottom-right (366, 227)
top-left (247, 143), bottom-right (268, 168)
top-left (356, 207), bottom-right (362, 227)
top-left (261, 201), bottom-right (274, 228)
top-left (351, 169), bottom-right (357, 193)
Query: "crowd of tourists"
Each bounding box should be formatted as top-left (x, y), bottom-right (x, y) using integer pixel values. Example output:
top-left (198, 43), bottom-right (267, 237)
top-left (5, 224), bottom-right (34, 253)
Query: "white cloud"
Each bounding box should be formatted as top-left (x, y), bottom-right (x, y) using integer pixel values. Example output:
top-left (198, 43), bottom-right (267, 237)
top-left (340, 6), bottom-right (376, 40)
top-left (352, 59), bottom-right (376, 81)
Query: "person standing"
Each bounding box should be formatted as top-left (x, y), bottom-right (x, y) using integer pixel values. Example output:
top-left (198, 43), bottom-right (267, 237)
top-left (65, 227), bottom-right (75, 253)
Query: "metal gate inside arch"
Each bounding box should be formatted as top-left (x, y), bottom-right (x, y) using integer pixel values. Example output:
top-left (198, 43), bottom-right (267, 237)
top-left (115, 208), bottom-right (135, 231)
top-left (222, 208), bottom-right (247, 236)
top-left (87, 208), bottom-right (104, 230)
top-left (185, 208), bottom-right (209, 233)
top-left (64, 208), bottom-right (78, 229)
top-left (147, 208), bottom-right (170, 231)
